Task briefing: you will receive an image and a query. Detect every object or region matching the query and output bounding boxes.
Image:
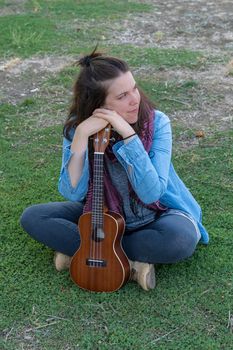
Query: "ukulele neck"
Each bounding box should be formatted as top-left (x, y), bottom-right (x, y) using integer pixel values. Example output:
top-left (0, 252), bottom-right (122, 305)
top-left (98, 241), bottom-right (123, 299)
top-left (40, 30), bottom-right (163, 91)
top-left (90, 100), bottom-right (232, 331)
top-left (92, 151), bottom-right (104, 227)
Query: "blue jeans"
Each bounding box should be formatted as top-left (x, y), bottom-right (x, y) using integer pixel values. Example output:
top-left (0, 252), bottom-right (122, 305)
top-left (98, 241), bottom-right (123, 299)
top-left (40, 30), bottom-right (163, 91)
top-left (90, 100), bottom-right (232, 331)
top-left (20, 201), bottom-right (200, 264)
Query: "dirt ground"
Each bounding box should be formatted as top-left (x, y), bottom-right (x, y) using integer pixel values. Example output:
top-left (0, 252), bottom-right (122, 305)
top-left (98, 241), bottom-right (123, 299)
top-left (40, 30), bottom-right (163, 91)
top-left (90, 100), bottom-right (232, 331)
top-left (0, 0), bottom-right (232, 132)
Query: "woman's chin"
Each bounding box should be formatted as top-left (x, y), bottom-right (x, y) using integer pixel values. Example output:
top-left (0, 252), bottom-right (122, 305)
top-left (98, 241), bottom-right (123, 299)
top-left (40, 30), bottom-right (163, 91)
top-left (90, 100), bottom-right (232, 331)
top-left (126, 114), bottom-right (138, 124)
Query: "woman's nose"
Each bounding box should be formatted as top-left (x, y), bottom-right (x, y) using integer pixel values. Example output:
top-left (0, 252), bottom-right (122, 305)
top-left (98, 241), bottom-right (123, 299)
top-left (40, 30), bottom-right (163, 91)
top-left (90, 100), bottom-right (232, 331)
top-left (130, 92), bottom-right (139, 105)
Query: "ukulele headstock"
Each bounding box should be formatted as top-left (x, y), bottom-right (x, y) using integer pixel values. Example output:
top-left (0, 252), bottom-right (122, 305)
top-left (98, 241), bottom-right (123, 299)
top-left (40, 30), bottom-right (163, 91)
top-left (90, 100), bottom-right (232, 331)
top-left (93, 124), bottom-right (111, 153)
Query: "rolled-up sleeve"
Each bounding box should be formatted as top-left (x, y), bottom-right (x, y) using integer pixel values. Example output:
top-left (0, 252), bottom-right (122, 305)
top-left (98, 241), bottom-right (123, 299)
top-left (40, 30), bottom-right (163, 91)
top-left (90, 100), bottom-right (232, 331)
top-left (112, 111), bottom-right (172, 204)
top-left (58, 137), bottom-right (89, 201)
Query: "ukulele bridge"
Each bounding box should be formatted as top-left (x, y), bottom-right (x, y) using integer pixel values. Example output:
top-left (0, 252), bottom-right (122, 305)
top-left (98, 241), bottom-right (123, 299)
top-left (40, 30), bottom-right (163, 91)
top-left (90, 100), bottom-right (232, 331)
top-left (86, 258), bottom-right (107, 267)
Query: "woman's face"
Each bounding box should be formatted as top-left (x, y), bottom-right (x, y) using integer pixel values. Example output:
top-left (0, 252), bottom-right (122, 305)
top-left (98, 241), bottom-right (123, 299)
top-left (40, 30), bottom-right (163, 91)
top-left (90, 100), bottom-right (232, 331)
top-left (103, 71), bottom-right (141, 124)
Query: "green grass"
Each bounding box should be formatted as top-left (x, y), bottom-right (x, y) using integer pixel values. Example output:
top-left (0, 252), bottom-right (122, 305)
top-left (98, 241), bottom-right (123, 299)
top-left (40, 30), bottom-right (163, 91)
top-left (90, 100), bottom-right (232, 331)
top-left (0, 0), bottom-right (152, 57)
top-left (138, 79), bottom-right (199, 112)
top-left (112, 46), bottom-right (206, 69)
top-left (25, 0), bottom-right (152, 18)
top-left (1, 107), bottom-right (233, 349)
top-left (1, 1), bottom-right (233, 349)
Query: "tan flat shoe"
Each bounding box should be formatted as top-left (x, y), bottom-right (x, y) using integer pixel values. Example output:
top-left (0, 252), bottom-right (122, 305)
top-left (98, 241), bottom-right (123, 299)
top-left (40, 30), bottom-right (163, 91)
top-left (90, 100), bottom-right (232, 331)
top-left (129, 260), bottom-right (156, 291)
top-left (54, 252), bottom-right (71, 271)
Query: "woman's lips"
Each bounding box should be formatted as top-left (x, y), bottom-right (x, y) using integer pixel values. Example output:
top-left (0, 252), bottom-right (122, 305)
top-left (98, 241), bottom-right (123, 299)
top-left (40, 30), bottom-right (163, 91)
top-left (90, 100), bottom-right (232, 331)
top-left (128, 108), bottom-right (138, 113)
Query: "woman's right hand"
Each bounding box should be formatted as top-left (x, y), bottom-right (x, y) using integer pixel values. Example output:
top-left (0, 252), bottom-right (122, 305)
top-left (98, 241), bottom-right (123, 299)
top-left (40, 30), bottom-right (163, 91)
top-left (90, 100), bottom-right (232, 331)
top-left (68, 116), bottom-right (108, 189)
top-left (68, 116), bottom-right (109, 188)
top-left (76, 116), bottom-right (109, 138)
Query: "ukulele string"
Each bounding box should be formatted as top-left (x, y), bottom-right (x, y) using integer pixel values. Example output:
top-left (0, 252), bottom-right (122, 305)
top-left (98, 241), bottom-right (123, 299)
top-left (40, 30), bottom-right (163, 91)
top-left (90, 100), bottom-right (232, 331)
top-left (96, 149), bottom-right (101, 267)
top-left (98, 153), bottom-right (101, 267)
top-left (90, 126), bottom-right (109, 268)
top-left (98, 126), bottom-right (108, 267)
top-left (93, 153), bottom-right (98, 267)
top-left (98, 138), bottom-right (102, 267)
top-left (90, 149), bottom-right (97, 268)
top-left (93, 147), bottom-right (101, 267)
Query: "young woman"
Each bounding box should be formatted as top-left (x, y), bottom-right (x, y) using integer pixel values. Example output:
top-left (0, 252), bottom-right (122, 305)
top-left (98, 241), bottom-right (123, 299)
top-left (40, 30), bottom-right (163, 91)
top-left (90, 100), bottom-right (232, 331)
top-left (20, 49), bottom-right (209, 291)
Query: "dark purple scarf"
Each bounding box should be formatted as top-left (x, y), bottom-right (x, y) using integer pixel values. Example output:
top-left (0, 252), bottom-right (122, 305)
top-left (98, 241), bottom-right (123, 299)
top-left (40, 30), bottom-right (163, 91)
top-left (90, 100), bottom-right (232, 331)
top-left (83, 110), bottom-right (167, 215)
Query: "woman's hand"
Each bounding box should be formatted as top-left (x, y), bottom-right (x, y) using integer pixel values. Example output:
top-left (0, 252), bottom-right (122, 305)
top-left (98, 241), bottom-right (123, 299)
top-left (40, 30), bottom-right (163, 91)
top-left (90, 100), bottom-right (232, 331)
top-left (76, 116), bottom-right (109, 138)
top-left (92, 108), bottom-right (135, 138)
top-left (69, 116), bottom-right (109, 187)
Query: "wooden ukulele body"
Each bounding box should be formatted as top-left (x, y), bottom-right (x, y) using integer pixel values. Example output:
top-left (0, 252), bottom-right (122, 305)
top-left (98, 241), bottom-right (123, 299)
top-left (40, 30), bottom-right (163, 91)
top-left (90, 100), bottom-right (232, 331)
top-left (70, 211), bottom-right (130, 292)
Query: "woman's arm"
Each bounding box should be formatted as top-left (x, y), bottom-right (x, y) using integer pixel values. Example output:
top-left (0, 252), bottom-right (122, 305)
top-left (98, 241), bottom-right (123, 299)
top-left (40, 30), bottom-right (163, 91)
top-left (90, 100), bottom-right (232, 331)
top-left (58, 134), bottom-right (89, 202)
top-left (112, 111), bottom-right (172, 204)
top-left (58, 116), bottom-right (109, 201)
top-left (68, 130), bottom-right (89, 188)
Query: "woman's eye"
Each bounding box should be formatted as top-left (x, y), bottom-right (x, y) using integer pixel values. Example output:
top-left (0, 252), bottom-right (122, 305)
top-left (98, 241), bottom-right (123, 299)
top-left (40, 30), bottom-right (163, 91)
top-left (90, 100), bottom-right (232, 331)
top-left (118, 93), bottom-right (127, 100)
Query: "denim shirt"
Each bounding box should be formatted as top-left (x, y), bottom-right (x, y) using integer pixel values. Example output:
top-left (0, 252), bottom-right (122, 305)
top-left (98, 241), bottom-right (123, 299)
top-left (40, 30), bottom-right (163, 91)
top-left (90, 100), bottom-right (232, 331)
top-left (58, 110), bottom-right (209, 244)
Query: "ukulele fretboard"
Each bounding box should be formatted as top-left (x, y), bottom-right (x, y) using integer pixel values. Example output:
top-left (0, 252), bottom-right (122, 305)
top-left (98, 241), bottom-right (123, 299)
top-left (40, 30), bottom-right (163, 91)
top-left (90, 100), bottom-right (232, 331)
top-left (92, 152), bottom-right (104, 226)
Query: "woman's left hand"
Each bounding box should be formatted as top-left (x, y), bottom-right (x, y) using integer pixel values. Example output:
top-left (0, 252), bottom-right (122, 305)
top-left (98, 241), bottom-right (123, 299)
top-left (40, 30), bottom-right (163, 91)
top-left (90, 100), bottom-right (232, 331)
top-left (92, 108), bottom-right (134, 138)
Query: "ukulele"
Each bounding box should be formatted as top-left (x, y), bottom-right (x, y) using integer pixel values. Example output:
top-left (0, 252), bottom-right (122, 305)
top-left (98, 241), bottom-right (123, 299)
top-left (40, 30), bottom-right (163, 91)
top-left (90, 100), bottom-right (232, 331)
top-left (70, 124), bottom-right (130, 292)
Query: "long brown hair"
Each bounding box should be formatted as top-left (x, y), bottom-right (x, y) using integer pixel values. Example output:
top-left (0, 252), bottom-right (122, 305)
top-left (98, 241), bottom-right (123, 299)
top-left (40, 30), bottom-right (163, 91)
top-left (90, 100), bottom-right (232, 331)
top-left (63, 47), bottom-right (154, 140)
